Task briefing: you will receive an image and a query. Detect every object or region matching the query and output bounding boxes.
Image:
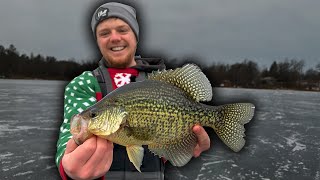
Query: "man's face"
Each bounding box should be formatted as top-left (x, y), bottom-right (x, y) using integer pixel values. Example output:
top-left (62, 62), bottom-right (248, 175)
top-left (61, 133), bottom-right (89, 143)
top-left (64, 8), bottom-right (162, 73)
top-left (96, 18), bottom-right (137, 68)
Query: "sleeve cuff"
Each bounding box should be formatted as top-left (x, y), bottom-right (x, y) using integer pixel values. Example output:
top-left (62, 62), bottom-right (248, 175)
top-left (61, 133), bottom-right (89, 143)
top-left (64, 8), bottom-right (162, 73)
top-left (59, 161), bottom-right (69, 180)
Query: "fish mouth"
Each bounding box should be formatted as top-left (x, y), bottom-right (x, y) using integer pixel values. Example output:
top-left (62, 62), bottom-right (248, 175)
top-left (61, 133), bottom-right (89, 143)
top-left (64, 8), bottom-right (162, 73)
top-left (70, 114), bottom-right (93, 145)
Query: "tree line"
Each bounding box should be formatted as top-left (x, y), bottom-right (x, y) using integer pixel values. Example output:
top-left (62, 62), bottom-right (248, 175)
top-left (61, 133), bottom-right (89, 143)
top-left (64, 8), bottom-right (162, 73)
top-left (1, 44), bottom-right (319, 91)
top-left (0, 44), bottom-right (96, 80)
top-left (166, 58), bottom-right (320, 91)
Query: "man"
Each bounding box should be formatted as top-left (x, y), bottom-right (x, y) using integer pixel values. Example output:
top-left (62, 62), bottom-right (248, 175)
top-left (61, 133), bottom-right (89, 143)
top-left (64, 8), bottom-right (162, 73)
top-left (55, 2), bottom-right (211, 180)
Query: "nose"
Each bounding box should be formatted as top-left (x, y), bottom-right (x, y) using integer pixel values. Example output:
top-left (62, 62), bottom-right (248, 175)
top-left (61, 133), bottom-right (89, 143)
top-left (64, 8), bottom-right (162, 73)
top-left (109, 31), bottom-right (121, 42)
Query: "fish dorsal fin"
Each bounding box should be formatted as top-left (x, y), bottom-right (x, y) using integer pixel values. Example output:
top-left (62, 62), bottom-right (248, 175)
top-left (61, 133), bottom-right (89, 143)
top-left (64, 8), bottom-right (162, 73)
top-left (88, 106), bottom-right (127, 136)
top-left (148, 64), bottom-right (212, 102)
top-left (148, 133), bottom-right (197, 167)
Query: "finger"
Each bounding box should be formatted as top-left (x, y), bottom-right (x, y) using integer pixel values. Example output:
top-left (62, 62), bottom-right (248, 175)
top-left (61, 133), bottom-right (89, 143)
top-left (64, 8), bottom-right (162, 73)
top-left (193, 125), bottom-right (210, 152)
top-left (193, 144), bottom-right (201, 157)
top-left (65, 138), bottom-right (79, 154)
top-left (192, 125), bottom-right (203, 157)
top-left (192, 125), bottom-right (201, 134)
top-left (93, 139), bottom-right (114, 177)
top-left (101, 140), bottom-right (114, 171)
top-left (84, 137), bottom-right (110, 170)
top-left (70, 136), bottom-right (98, 165)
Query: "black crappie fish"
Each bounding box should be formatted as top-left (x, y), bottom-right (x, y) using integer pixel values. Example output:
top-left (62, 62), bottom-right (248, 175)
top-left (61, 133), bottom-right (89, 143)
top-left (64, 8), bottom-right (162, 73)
top-left (71, 64), bottom-right (255, 172)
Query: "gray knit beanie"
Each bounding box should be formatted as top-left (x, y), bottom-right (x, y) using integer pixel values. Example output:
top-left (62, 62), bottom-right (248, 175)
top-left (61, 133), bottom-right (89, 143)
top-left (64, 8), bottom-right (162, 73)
top-left (91, 2), bottom-right (139, 41)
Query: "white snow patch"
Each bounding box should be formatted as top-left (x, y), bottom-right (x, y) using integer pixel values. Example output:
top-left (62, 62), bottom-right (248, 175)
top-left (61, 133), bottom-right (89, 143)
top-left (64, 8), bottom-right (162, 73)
top-left (274, 143), bottom-right (284, 148)
top-left (44, 165), bottom-right (56, 170)
top-left (259, 137), bottom-right (272, 144)
top-left (13, 171), bottom-right (34, 177)
top-left (0, 152), bottom-right (14, 160)
top-left (280, 133), bottom-right (306, 152)
top-left (203, 160), bottom-right (233, 166)
top-left (10, 162), bottom-right (22, 170)
top-left (23, 160), bottom-right (35, 165)
top-left (315, 170), bottom-right (320, 180)
top-left (292, 142), bottom-right (306, 152)
top-left (39, 155), bottom-right (54, 160)
top-left (275, 115), bottom-right (284, 120)
top-left (2, 167), bottom-right (10, 171)
top-left (218, 175), bottom-right (232, 180)
top-left (14, 98), bottom-right (26, 103)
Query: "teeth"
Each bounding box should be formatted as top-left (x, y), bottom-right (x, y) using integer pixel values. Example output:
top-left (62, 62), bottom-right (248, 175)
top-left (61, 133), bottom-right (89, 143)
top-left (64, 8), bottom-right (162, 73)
top-left (111, 46), bottom-right (125, 51)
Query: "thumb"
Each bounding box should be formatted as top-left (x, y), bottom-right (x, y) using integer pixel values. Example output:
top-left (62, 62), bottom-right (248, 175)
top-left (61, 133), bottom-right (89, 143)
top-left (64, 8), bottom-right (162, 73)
top-left (64, 138), bottom-right (79, 154)
top-left (193, 125), bottom-right (210, 151)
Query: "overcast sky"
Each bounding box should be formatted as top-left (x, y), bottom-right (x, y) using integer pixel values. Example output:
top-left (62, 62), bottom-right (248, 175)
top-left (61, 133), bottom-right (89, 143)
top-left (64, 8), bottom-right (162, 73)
top-left (1, 0), bottom-right (319, 69)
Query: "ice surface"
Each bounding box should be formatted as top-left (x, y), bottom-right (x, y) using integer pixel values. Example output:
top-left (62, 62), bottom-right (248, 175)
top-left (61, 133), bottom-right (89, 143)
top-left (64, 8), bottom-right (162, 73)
top-left (0, 79), bottom-right (319, 179)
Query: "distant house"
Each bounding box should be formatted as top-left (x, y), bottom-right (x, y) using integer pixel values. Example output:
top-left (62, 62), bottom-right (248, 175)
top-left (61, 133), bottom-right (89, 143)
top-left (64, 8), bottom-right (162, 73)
top-left (220, 80), bottom-right (232, 87)
top-left (261, 77), bottom-right (276, 86)
top-left (305, 81), bottom-right (320, 91)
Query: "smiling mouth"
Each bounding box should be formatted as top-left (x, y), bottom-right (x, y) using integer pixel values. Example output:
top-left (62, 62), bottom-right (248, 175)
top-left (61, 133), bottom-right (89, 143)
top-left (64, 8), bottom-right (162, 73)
top-left (111, 46), bottom-right (126, 51)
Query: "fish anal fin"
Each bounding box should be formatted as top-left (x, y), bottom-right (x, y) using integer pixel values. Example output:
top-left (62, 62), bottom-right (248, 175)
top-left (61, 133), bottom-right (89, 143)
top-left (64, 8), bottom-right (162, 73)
top-left (148, 133), bottom-right (197, 167)
top-left (126, 145), bottom-right (144, 172)
top-left (88, 106), bottom-right (127, 136)
top-left (148, 64), bottom-right (212, 102)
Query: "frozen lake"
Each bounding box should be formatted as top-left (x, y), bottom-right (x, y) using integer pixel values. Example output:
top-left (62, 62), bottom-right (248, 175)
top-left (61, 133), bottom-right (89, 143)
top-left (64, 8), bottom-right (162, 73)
top-left (0, 79), bottom-right (319, 179)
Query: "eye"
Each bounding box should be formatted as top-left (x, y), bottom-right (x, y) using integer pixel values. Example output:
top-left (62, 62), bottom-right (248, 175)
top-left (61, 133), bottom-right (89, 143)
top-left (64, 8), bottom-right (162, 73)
top-left (118, 27), bottom-right (129, 34)
top-left (89, 110), bottom-right (97, 118)
top-left (98, 30), bottom-right (110, 37)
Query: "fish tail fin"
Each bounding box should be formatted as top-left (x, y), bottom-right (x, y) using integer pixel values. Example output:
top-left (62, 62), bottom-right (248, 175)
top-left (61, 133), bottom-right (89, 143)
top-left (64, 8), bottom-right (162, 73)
top-left (210, 103), bottom-right (255, 152)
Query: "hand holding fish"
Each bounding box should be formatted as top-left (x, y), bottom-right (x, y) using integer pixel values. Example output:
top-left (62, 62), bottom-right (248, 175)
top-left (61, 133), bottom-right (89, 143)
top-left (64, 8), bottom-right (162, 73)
top-left (193, 125), bottom-right (211, 158)
top-left (61, 136), bottom-right (113, 180)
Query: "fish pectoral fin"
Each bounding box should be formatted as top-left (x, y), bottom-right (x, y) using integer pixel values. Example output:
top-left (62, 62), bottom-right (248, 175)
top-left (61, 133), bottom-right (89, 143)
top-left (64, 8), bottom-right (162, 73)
top-left (149, 133), bottom-right (197, 167)
top-left (88, 106), bottom-right (127, 136)
top-left (126, 145), bottom-right (144, 172)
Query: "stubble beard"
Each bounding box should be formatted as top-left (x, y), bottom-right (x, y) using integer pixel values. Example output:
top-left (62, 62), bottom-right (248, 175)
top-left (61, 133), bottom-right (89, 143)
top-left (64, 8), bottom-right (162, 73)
top-left (104, 53), bottom-right (135, 68)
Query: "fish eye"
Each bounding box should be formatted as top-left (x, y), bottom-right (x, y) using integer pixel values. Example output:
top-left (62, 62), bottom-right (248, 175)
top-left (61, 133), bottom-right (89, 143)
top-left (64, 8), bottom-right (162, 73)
top-left (89, 110), bottom-right (97, 118)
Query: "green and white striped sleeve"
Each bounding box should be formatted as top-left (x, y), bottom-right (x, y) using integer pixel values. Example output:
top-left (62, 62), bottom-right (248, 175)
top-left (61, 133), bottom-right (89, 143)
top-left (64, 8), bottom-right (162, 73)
top-left (55, 71), bottom-right (101, 167)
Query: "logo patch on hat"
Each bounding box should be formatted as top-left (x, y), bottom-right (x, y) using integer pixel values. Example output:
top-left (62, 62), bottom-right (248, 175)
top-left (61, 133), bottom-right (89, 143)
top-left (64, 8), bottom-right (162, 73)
top-left (96, 7), bottom-right (109, 21)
